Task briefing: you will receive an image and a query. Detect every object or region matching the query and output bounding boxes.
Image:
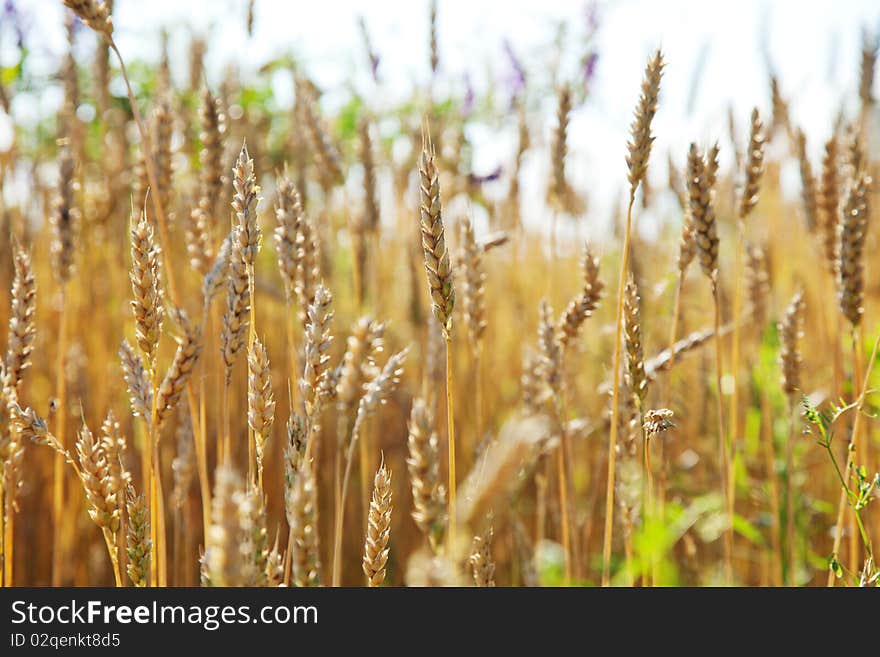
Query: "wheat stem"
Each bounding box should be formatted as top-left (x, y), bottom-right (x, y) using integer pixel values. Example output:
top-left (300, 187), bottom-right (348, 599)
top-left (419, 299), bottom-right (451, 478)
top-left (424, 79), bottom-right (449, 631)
top-left (52, 286), bottom-right (68, 586)
top-left (602, 193), bottom-right (635, 587)
top-left (760, 390), bottom-right (783, 586)
top-left (785, 394), bottom-right (797, 586)
top-left (445, 335), bottom-right (457, 553)
top-left (2, 480), bottom-right (11, 586)
top-left (102, 527), bottom-right (122, 587)
top-left (712, 282), bottom-right (733, 583)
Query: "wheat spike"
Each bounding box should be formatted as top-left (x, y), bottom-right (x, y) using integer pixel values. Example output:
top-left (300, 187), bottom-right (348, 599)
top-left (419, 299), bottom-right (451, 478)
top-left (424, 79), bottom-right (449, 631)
top-left (99, 410), bottom-right (129, 507)
top-left (363, 458), bottom-right (392, 586)
top-left (274, 174), bottom-right (302, 305)
top-left (837, 171), bottom-right (871, 327)
top-left (233, 141), bottom-right (261, 268)
top-left (300, 285), bottom-right (334, 423)
top-left (151, 97), bottom-right (174, 225)
top-left (289, 462), bottom-right (322, 587)
top-left (336, 317), bottom-right (385, 408)
top-left (549, 84), bottom-right (572, 210)
top-left (295, 209), bottom-right (321, 328)
top-left (198, 86), bottom-right (226, 228)
top-left (129, 212), bottom-right (164, 368)
top-left (237, 486), bottom-right (268, 586)
top-left (626, 49), bottom-right (664, 198)
top-left (738, 108), bottom-right (765, 220)
top-left (458, 216), bottom-right (487, 351)
top-left (557, 243), bottom-right (603, 349)
top-left (125, 483), bottom-right (150, 586)
top-left (202, 230), bottom-right (233, 308)
top-left (297, 80), bottom-right (343, 189)
top-left (859, 31), bottom-right (878, 109)
top-left (248, 335), bottom-right (275, 478)
top-left (206, 466), bottom-right (247, 586)
top-left (818, 135), bottom-right (840, 272)
top-left (155, 310), bottom-right (202, 428)
top-left (779, 291), bottom-right (805, 395)
top-left (360, 117), bottom-right (380, 232)
top-left (418, 123), bottom-right (455, 337)
top-left (63, 0), bottom-right (113, 37)
top-left (623, 276), bottom-right (647, 409)
top-left (537, 300), bottom-right (562, 396)
top-left (171, 405), bottom-right (194, 510)
top-left (119, 339), bottom-right (153, 427)
top-left (221, 228), bottom-right (250, 378)
top-left (406, 398), bottom-right (447, 550)
top-left (5, 244), bottom-right (36, 393)
top-left (745, 243), bottom-right (770, 328)
top-left (686, 142), bottom-right (720, 282)
top-left (51, 139), bottom-right (79, 284)
top-left (469, 524), bottom-right (496, 587)
top-left (75, 421), bottom-right (120, 534)
top-left (795, 129), bottom-right (819, 233)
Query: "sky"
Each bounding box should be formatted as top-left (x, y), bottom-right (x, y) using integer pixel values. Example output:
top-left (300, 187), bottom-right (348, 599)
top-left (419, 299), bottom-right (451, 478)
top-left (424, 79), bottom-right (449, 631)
top-left (1, 0), bottom-right (879, 238)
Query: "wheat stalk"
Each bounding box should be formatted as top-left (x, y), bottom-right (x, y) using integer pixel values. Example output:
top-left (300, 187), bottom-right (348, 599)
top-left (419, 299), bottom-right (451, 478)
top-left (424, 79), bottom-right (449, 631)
top-left (686, 140), bottom-right (732, 582)
top-left (418, 121), bottom-right (458, 553)
top-left (333, 350), bottom-right (406, 585)
top-left (603, 48), bottom-right (663, 587)
top-left (779, 290), bottom-right (804, 586)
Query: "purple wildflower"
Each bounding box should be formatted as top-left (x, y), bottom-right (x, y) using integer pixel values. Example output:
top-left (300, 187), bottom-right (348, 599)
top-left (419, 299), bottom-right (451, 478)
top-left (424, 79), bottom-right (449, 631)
top-left (502, 39), bottom-right (526, 106)
top-left (583, 51), bottom-right (599, 91)
top-left (3, 0), bottom-right (25, 49)
top-left (468, 165), bottom-right (503, 186)
top-left (462, 72), bottom-right (475, 118)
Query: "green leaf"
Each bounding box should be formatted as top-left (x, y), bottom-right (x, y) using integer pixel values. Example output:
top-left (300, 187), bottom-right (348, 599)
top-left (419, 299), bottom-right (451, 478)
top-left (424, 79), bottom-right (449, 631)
top-left (732, 513), bottom-right (765, 546)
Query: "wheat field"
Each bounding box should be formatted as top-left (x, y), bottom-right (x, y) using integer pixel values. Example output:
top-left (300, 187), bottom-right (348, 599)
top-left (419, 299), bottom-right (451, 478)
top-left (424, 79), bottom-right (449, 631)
top-left (0, 0), bottom-right (878, 587)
